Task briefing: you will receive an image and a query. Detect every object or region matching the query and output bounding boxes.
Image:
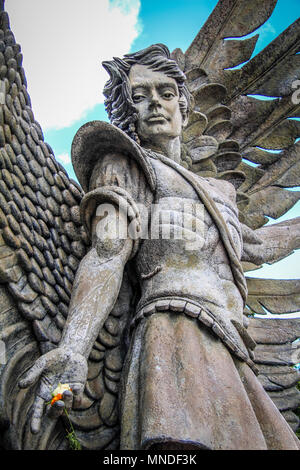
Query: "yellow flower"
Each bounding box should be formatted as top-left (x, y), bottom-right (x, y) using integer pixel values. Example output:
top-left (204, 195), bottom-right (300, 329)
top-left (50, 383), bottom-right (72, 406)
top-left (52, 383), bottom-right (72, 397)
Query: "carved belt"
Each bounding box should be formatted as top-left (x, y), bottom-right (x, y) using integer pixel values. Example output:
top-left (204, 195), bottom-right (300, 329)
top-left (130, 296), bottom-right (258, 375)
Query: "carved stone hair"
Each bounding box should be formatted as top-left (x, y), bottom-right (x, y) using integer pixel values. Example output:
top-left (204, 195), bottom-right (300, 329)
top-left (102, 44), bottom-right (192, 143)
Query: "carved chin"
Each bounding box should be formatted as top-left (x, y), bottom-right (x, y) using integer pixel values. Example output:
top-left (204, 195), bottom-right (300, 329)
top-left (137, 123), bottom-right (182, 142)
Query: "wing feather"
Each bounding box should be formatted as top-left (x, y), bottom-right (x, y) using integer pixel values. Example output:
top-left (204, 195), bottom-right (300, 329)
top-left (246, 278), bottom-right (300, 315)
top-left (226, 18), bottom-right (300, 101)
top-left (248, 316), bottom-right (300, 431)
top-left (185, 0), bottom-right (277, 72)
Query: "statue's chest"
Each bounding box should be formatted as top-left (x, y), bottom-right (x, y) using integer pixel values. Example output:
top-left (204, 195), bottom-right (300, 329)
top-left (149, 158), bottom-right (242, 256)
top-left (152, 158), bottom-right (197, 200)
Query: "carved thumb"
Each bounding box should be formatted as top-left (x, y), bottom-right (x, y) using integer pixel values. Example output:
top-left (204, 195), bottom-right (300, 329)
top-left (18, 360), bottom-right (44, 389)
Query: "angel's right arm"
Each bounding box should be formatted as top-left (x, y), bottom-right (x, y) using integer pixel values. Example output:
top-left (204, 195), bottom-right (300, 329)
top-left (59, 200), bottom-right (133, 358)
top-left (18, 154), bottom-right (141, 434)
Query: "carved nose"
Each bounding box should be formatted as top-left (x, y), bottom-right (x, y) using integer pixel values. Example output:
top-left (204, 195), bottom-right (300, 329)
top-left (149, 91), bottom-right (160, 107)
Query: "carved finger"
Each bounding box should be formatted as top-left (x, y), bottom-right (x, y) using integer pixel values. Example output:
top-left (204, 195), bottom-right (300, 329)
top-left (48, 400), bottom-right (65, 419)
top-left (73, 394), bottom-right (82, 409)
top-left (62, 390), bottom-right (73, 410)
top-left (71, 383), bottom-right (83, 408)
top-left (71, 383), bottom-right (84, 396)
top-left (30, 396), bottom-right (45, 434)
top-left (19, 362), bottom-right (44, 389)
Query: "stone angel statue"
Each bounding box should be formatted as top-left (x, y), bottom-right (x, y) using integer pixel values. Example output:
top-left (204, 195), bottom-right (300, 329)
top-left (0, 0), bottom-right (299, 450)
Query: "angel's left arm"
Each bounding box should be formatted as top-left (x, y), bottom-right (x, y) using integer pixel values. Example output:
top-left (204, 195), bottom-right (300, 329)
top-left (241, 217), bottom-right (300, 266)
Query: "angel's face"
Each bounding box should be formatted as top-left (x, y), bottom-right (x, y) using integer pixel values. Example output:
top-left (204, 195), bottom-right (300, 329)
top-left (129, 64), bottom-right (186, 145)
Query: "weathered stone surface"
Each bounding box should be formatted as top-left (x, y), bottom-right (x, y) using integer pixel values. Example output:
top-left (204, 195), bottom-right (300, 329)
top-left (246, 278), bottom-right (300, 316)
top-left (257, 365), bottom-right (299, 390)
top-left (184, 302), bottom-right (201, 318)
top-left (248, 317), bottom-right (300, 344)
top-left (254, 342), bottom-right (300, 366)
top-left (282, 411), bottom-right (300, 432)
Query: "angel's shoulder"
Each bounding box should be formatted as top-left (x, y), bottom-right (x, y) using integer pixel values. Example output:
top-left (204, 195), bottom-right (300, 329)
top-left (204, 177), bottom-right (237, 205)
top-left (72, 121), bottom-right (156, 193)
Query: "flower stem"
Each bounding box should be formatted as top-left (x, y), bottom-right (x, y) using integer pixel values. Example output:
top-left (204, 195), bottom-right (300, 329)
top-left (63, 408), bottom-right (81, 450)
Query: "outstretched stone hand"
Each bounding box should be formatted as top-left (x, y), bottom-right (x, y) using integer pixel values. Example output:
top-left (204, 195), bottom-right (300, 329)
top-left (18, 347), bottom-right (88, 434)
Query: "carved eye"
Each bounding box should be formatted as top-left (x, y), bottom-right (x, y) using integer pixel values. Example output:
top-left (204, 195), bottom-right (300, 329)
top-left (132, 94), bottom-right (145, 103)
top-left (162, 91), bottom-right (175, 100)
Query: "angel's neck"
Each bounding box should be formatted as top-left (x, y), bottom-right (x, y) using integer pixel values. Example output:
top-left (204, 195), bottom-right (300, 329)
top-left (141, 136), bottom-right (181, 163)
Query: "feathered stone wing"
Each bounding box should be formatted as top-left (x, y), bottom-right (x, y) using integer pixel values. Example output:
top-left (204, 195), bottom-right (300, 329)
top-left (171, 0), bottom-right (300, 434)
top-left (0, 3), bottom-right (132, 450)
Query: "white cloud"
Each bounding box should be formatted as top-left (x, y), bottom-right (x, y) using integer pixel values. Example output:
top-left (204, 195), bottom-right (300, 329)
top-left (259, 22), bottom-right (276, 36)
top-left (57, 153), bottom-right (71, 165)
top-left (6, 0), bottom-right (141, 130)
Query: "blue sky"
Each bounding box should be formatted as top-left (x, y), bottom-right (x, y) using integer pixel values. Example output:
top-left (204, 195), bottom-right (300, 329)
top-left (6, 0), bottom-right (300, 293)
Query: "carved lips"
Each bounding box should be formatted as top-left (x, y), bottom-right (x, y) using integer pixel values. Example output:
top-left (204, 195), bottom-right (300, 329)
top-left (146, 113), bottom-right (169, 123)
